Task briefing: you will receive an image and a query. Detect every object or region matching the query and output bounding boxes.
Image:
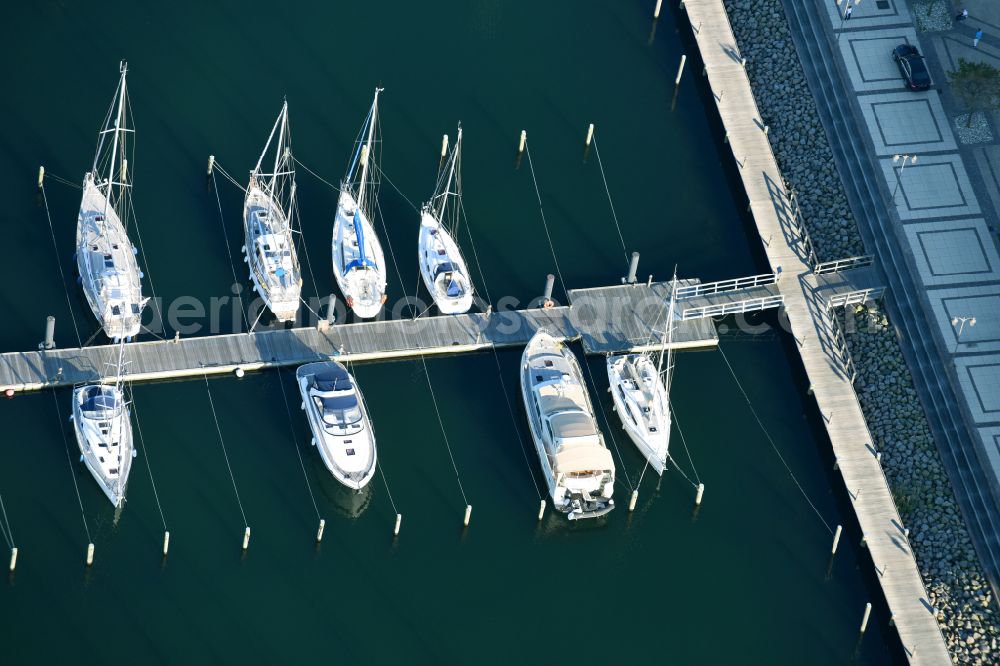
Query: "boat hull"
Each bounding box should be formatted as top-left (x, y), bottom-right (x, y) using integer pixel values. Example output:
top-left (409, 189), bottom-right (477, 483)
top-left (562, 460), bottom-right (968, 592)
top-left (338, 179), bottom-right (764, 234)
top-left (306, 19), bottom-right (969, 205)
top-left (607, 354), bottom-right (670, 475)
top-left (520, 330), bottom-right (615, 520)
top-left (417, 212), bottom-right (474, 314)
top-left (243, 186), bottom-right (302, 322)
top-left (70, 385), bottom-right (134, 507)
top-left (332, 191), bottom-right (387, 319)
top-left (297, 361), bottom-right (377, 490)
top-left (76, 178), bottom-right (145, 341)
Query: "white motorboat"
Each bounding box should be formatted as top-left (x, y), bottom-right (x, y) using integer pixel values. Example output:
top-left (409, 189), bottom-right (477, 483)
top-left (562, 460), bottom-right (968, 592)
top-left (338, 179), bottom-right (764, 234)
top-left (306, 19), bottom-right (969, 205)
top-left (70, 340), bottom-right (135, 507)
top-left (243, 101), bottom-right (302, 322)
top-left (297, 361), bottom-right (377, 490)
top-left (520, 329), bottom-right (615, 519)
top-left (76, 62), bottom-right (147, 342)
top-left (606, 273), bottom-right (677, 474)
top-left (417, 124), bottom-right (474, 314)
top-left (332, 89), bottom-right (388, 319)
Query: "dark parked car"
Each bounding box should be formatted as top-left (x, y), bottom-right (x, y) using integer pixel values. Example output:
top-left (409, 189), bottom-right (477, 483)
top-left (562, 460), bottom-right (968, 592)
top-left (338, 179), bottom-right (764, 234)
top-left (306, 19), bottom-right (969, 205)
top-left (892, 43), bottom-right (931, 91)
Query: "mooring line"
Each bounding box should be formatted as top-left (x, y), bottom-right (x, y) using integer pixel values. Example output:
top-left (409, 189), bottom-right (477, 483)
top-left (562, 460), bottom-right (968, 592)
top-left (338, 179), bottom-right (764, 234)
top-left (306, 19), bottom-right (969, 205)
top-left (523, 141), bottom-right (568, 299)
top-left (51, 389), bottom-right (92, 543)
top-left (0, 491), bottom-right (14, 550)
top-left (670, 402), bottom-right (701, 484)
top-left (274, 368), bottom-right (321, 521)
top-left (292, 157), bottom-right (341, 193)
top-left (591, 135), bottom-right (630, 266)
top-left (128, 388), bottom-right (167, 531)
top-left (201, 371), bottom-right (248, 528)
top-left (418, 355), bottom-right (469, 507)
top-left (209, 169), bottom-right (252, 332)
top-left (716, 344), bottom-right (832, 533)
top-left (40, 183), bottom-right (83, 348)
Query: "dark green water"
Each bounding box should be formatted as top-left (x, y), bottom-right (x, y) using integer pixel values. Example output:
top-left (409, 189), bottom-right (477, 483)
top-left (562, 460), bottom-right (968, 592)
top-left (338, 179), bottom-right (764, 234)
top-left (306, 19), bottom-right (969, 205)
top-left (0, 1), bottom-right (899, 664)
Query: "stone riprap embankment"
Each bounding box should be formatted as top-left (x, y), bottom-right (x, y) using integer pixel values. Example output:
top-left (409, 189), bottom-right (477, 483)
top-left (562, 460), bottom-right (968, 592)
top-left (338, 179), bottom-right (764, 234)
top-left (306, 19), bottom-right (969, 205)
top-left (840, 306), bottom-right (999, 664)
top-left (718, 0), bottom-right (1000, 662)
top-left (722, 0), bottom-right (865, 262)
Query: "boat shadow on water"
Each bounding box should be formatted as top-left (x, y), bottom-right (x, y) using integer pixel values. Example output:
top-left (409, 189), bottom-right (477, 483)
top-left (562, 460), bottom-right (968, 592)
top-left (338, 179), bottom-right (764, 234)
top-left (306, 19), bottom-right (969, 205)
top-left (315, 472), bottom-right (374, 521)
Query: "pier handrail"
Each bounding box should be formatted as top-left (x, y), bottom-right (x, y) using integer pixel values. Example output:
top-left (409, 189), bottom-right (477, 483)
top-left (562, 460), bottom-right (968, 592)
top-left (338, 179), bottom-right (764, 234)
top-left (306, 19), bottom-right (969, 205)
top-left (826, 287), bottom-right (885, 311)
top-left (675, 272), bottom-right (776, 298)
top-left (681, 293), bottom-right (784, 320)
top-left (814, 255), bottom-right (874, 276)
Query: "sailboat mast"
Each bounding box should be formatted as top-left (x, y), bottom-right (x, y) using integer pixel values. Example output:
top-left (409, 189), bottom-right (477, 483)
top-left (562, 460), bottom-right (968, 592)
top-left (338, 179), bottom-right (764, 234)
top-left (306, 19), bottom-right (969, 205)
top-left (657, 268), bottom-right (678, 378)
top-left (271, 101), bottom-right (288, 195)
top-left (438, 126), bottom-right (460, 223)
top-left (356, 89), bottom-right (381, 210)
top-left (104, 63), bottom-right (128, 214)
top-left (253, 104), bottom-right (285, 185)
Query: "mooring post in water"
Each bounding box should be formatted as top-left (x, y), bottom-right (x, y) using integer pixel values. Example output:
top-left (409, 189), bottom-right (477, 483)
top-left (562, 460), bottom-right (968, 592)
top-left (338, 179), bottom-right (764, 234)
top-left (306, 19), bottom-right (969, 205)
top-left (538, 499), bottom-right (546, 521)
top-left (518, 130), bottom-right (527, 155)
top-left (242, 526), bottom-right (251, 551)
top-left (695, 483), bottom-right (705, 506)
top-left (654, 0), bottom-right (663, 18)
top-left (207, 155), bottom-right (215, 176)
top-left (628, 490), bottom-right (638, 512)
top-left (316, 519), bottom-right (326, 543)
top-left (162, 531), bottom-right (170, 557)
top-left (441, 134), bottom-right (449, 159)
top-left (394, 513), bottom-right (402, 536)
top-left (40, 316), bottom-right (55, 350)
top-left (626, 252), bottom-right (640, 284)
top-left (831, 525), bottom-right (842, 555)
top-left (860, 602), bottom-right (872, 633)
top-left (9, 547), bottom-right (17, 572)
top-left (463, 505), bottom-right (472, 527)
top-left (543, 274), bottom-right (555, 307)
top-left (675, 54), bottom-right (687, 86)
top-left (86, 543), bottom-right (95, 567)
top-left (585, 123), bottom-right (594, 147)
top-left (37, 165), bottom-right (45, 189)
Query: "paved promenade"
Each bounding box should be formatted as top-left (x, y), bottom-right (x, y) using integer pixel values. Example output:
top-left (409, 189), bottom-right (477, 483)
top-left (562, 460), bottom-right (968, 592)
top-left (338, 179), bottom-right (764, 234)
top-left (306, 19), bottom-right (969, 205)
top-left (683, 0), bottom-right (950, 662)
top-left (829, 0), bottom-right (1000, 497)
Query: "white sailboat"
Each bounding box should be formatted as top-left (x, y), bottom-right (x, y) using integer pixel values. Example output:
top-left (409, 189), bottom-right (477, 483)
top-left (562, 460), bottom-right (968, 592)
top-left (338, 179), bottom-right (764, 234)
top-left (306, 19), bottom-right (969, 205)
top-left (70, 337), bottom-right (135, 507)
top-left (243, 101), bottom-right (302, 322)
top-left (606, 273), bottom-right (677, 474)
top-left (297, 361), bottom-right (377, 490)
top-left (76, 62), bottom-right (147, 342)
top-left (521, 329), bottom-right (615, 519)
top-left (417, 124), bottom-right (474, 314)
top-left (332, 89), bottom-right (388, 319)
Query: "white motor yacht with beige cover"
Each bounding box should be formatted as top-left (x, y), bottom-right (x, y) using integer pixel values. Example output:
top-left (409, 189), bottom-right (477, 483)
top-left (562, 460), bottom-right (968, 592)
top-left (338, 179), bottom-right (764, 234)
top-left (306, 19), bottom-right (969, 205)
top-left (521, 329), bottom-right (615, 519)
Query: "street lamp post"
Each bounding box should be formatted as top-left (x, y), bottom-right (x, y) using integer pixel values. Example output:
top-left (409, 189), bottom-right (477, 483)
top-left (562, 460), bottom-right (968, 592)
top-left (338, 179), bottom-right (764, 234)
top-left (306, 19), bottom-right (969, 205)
top-left (952, 315), bottom-right (977, 354)
top-left (890, 154), bottom-right (917, 206)
top-left (835, 0), bottom-right (862, 41)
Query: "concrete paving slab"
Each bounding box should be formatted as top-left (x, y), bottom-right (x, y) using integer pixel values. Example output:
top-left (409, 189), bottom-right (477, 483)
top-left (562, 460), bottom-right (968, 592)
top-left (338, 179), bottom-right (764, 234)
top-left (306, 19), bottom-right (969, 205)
top-left (928, 284), bottom-right (1000, 354)
top-left (824, 0), bottom-right (912, 29)
top-left (839, 26), bottom-right (922, 92)
top-left (880, 153), bottom-right (979, 219)
top-left (902, 218), bottom-right (1000, 286)
top-left (956, 355), bottom-right (1000, 422)
top-left (860, 91), bottom-right (957, 155)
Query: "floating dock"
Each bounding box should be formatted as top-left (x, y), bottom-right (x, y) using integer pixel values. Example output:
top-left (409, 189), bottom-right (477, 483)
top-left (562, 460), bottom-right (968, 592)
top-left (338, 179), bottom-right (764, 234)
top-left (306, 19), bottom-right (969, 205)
top-left (2, 279), bottom-right (725, 392)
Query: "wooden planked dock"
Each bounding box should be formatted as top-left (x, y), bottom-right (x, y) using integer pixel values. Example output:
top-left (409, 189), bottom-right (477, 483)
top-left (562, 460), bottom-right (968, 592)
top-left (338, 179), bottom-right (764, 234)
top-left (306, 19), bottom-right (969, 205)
top-left (682, 0), bottom-right (949, 662)
top-left (0, 279), bottom-right (722, 392)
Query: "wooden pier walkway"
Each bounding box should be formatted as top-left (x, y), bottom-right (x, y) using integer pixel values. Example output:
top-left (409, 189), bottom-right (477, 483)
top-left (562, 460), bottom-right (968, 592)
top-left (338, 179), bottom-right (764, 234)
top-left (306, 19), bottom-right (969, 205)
top-left (1, 280), bottom-right (725, 392)
top-left (683, 0), bottom-right (949, 662)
